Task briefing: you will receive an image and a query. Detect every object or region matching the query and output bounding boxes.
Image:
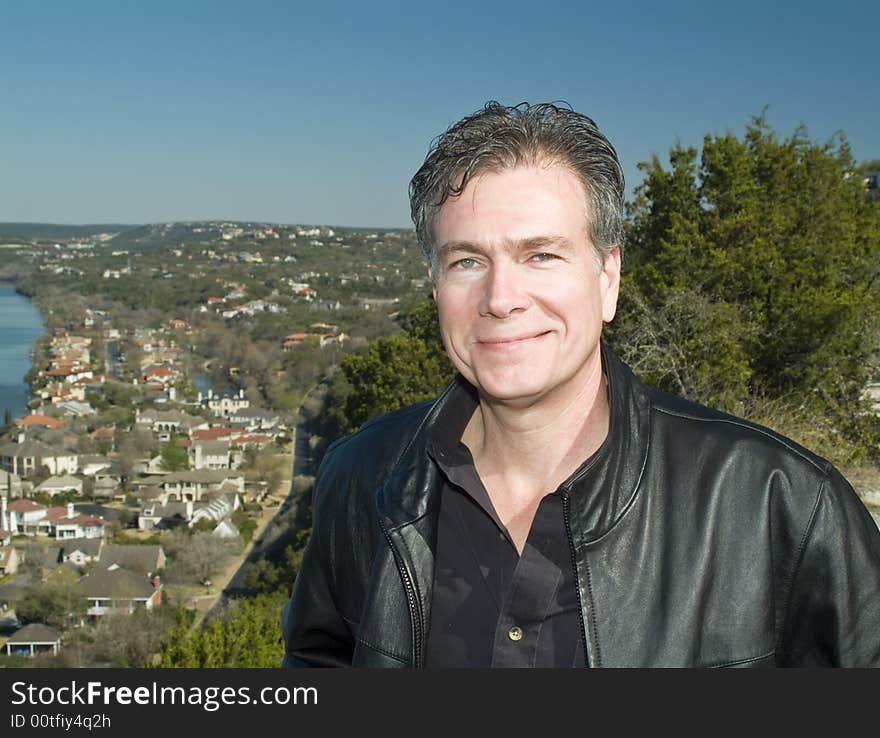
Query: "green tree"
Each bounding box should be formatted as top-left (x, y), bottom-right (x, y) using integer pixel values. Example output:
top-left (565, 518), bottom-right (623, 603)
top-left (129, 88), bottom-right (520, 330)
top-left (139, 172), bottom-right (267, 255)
top-left (159, 593), bottom-right (286, 667)
top-left (16, 570), bottom-right (86, 630)
top-left (612, 115), bottom-right (880, 463)
top-left (159, 435), bottom-right (190, 472)
top-left (339, 300), bottom-right (454, 432)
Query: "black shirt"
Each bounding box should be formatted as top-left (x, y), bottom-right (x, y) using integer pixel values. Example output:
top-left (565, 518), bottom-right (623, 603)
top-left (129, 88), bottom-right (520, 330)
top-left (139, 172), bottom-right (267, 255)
top-left (424, 383), bottom-right (586, 667)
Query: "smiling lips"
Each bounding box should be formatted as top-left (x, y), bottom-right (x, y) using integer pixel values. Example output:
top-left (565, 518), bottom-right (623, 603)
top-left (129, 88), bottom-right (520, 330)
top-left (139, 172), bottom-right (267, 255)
top-left (476, 330), bottom-right (551, 347)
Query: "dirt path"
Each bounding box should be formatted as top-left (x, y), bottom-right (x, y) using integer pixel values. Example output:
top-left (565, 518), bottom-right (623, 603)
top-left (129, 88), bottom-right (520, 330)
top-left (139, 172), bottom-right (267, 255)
top-left (188, 502), bottom-right (281, 626)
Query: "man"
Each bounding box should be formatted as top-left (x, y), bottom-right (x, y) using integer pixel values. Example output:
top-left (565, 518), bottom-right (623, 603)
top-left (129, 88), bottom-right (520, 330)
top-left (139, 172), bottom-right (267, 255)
top-left (282, 102), bottom-right (880, 667)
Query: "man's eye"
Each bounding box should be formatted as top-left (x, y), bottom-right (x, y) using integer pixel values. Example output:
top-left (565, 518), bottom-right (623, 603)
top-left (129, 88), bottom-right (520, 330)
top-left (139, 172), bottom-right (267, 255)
top-left (530, 252), bottom-right (558, 262)
top-left (450, 257), bottom-right (478, 269)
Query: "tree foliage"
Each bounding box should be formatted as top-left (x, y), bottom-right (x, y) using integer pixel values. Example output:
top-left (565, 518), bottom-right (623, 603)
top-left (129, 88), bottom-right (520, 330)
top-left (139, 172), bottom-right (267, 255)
top-left (89, 607), bottom-right (179, 667)
top-left (163, 530), bottom-right (240, 585)
top-left (610, 115), bottom-right (880, 463)
top-left (159, 435), bottom-right (190, 472)
top-left (16, 570), bottom-right (86, 630)
top-left (159, 593), bottom-right (286, 668)
top-left (330, 299), bottom-right (454, 434)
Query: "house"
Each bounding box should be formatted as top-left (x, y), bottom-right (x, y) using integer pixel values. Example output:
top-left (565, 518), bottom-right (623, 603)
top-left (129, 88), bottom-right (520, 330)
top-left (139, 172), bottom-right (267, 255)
top-left (0, 440), bottom-right (78, 477)
top-left (353, 295), bottom-right (399, 309)
top-left (5, 498), bottom-right (47, 534)
top-left (60, 537), bottom-right (104, 567)
top-left (35, 475), bottom-right (84, 497)
top-left (92, 476), bottom-right (120, 500)
top-left (77, 569), bottom-right (162, 618)
top-left (320, 332), bottom-right (348, 347)
top-left (97, 544), bottom-right (165, 577)
top-left (191, 440), bottom-right (231, 470)
top-left (134, 408), bottom-right (206, 441)
top-left (53, 400), bottom-right (95, 418)
top-left (78, 455), bottom-right (113, 477)
top-left (212, 519), bottom-right (240, 539)
top-left (189, 492), bottom-right (239, 529)
top-left (227, 407), bottom-right (281, 430)
top-left (190, 426), bottom-right (234, 441)
top-left (200, 388), bottom-right (250, 417)
top-left (0, 545), bottom-right (19, 575)
top-left (140, 365), bottom-right (178, 386)
top-left (42, 545), bottom-right (64, 572)
top-left (133, 470), bottom-right (245, 505)
top-left (138, 501), bottom-right (190, 530)
top-left (0, 470), bottom-right (23, 498)
top-left (36, 504), bottom-right (106, 540)
top-left (4, 623), bottom-right (62, 657)
top-left (310, 299), bottom-right (341, 312)
top-left (14, 413), bottom-right (66, 431)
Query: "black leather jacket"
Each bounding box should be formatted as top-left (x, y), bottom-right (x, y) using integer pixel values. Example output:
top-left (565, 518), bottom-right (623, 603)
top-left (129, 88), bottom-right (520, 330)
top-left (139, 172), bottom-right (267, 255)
top-left (281, 344), bottom-right (880, 667)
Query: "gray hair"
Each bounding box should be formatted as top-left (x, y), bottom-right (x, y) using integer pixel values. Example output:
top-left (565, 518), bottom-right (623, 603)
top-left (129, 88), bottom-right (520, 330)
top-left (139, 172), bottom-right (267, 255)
top-left (409, 101), bottom-right (625, 272)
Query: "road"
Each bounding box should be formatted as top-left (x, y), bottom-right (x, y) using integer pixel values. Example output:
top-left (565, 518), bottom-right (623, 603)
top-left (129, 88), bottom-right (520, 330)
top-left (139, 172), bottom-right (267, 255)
top-left (199, 397), bottom-right (315, 620)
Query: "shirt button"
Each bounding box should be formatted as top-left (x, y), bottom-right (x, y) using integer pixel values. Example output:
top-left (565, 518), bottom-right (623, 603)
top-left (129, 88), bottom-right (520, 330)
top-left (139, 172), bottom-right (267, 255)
top-left (508, 626), bottom-right (523, 642)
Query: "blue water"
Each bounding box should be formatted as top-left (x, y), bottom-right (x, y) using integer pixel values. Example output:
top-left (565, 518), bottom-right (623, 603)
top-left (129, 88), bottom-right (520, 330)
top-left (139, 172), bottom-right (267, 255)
top-left (0, 282), bottom-right (44, 419)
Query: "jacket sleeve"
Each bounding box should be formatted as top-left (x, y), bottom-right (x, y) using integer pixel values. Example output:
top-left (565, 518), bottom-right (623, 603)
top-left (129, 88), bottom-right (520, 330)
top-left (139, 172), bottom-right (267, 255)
top-left (280, 450), bottom-right (355, 667)
top-left (779, 466), bottom-right (880, 666)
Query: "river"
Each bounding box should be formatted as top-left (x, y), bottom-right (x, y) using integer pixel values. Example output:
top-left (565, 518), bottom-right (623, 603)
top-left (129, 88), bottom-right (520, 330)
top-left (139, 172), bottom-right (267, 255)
top-left (0, 282), bottom-right (44, 420)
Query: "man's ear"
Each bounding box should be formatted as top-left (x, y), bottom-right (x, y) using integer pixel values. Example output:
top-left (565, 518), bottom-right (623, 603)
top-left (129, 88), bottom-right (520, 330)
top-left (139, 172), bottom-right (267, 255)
top-left (429, 267), bottom-right (437, 301)
top-left (600, 247), bottom-right (621, 324)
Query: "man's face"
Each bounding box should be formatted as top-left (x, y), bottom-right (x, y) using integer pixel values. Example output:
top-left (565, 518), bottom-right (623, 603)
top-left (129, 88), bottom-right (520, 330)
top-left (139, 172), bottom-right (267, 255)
top-left (432, 163), bottom-right (620, 406)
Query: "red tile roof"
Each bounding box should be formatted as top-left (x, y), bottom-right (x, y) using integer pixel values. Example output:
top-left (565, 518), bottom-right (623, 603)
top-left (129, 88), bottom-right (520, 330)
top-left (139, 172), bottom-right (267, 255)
top-left (16, 414), bottom-right (65, 429)
top-left (6, 499), bottom-right (46, 514)
top-left (191, 427), bottom-right (234, 440)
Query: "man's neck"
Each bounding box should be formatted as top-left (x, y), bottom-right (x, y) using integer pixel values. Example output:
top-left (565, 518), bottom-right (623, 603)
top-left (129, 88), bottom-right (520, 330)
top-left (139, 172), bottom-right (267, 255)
top-left (461, 354), bottom-right (610, 502)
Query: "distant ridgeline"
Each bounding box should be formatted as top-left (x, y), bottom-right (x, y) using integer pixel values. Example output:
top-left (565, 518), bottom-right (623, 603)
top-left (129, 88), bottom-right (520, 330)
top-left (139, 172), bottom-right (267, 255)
top-left (0, 221), bottom-right (412, 252)
top-left (0, 223), bottom-right (137, 241)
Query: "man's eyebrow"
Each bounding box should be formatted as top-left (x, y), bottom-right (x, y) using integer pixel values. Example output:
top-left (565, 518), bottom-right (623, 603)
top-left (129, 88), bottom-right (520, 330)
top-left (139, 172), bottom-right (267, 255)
top-left (438, 236), bottom-right (576, 258)
top-left (514, 235), bottom-right (575, 252)
top-left (438, 241), bottom-right (489, 258)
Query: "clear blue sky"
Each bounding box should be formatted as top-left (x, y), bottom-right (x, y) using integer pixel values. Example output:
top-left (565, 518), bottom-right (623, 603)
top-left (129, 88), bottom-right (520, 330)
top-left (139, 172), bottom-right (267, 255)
top-left (2, 0), bottom-right (876, 229)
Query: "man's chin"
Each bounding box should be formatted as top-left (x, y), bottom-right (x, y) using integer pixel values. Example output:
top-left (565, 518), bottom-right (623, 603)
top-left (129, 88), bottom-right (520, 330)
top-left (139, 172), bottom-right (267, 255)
top-left (470, 376), bottom-right (552, 407)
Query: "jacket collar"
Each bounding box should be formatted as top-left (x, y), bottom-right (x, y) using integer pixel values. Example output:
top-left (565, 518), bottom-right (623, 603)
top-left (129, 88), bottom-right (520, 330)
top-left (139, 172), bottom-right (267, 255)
top-left (376, 340), bottom-right (652, 544)
top-left (561, 342), bottom-right (652, 544)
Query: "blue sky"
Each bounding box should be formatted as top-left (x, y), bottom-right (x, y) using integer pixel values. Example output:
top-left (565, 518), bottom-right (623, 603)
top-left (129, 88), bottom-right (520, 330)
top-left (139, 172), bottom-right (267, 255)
top-left (2, 0), bottom-right (876, 228)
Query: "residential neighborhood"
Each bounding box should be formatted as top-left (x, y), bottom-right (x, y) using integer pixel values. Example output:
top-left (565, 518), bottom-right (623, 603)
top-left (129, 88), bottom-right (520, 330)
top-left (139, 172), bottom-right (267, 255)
top-left (0, 220), bottom-right (434, 666)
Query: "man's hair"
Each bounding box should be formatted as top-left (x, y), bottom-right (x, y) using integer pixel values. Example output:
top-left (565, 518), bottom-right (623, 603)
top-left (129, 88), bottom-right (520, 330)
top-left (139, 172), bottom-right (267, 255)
top-left (409, 101), bottom-right (625, 270)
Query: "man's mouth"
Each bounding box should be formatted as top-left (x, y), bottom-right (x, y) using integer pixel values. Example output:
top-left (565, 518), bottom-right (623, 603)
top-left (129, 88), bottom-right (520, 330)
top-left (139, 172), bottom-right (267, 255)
top-left (476, 330), bottom-right (551, 347)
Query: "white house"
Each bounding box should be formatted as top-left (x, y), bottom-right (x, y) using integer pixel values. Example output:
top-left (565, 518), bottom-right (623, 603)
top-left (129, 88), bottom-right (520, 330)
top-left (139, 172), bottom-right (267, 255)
top-left (201, 388), bottom-right (250, 418)
top-left (191, 440), bottom-right (230, 470)
top-left (0, 441), bottom-right (78, 477)
top-left (78, 455), bottom-right (113, 476)
top-left (5, 498), bottom-right (47, 534)
top-left (212, 519), bottom-right (240, 539)
top-left (36, 475), bottom-right (84, 497)
top-left (36, 504), bottom-right (106, 540)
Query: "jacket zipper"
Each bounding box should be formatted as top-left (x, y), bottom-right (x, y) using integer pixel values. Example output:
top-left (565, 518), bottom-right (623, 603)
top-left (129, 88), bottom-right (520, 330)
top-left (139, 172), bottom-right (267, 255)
top-left (563, 493), bottom-right (591, 667)
top-left (379, 519), bottom-right (423, 667)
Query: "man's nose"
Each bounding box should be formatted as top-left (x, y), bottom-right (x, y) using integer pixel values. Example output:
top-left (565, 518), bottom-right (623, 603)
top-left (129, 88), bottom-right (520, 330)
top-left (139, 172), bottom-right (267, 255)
top-left (478, 262), bottom-right (531, 318)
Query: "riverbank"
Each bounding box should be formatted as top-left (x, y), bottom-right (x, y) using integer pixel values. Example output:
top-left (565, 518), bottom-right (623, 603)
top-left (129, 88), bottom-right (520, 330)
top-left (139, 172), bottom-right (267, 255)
top-left (0, 281), bottom-right (45, 419)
